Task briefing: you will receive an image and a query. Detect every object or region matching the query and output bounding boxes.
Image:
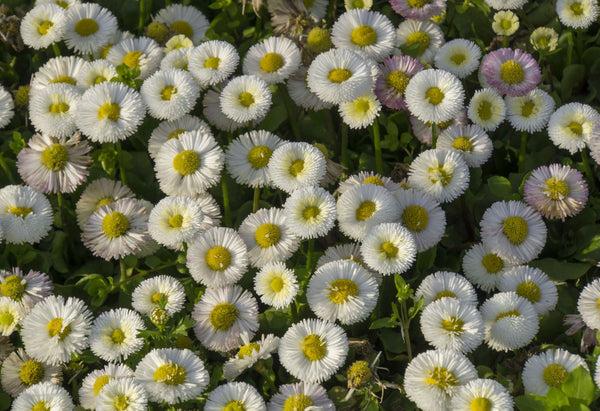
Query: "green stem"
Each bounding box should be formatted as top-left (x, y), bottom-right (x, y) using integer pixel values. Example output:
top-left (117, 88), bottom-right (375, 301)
top-left (518, 132), bottom-right (527, 173)
top-left (326, 111), bottom-right (338, 160)
top-left (567, 30), bottom-right (574, 66)
top-left (290, 300), bottom-right (299, 323)
top-left (431, 123), bottom-right (438, 149)
top-left (116, 141), bottom-right (128, 185)
top-left (253, 187), bottom-right (260, 213)
top-left (222, 174), bottom-right (232, 227)
top-left (52, 43), bottom-right (61, 57)
top-left (341, 122), bottom-right (349, 171)
top-left (119, 261), bottom-right (177, 287)
top-left (119, 259), bottom-right (128, 283)
top-left (581, 149), bottom-right (596, 192)
top-left (577, 28), bottom-right (583, 63)
top-left (0, 155), bottom-right (15, 184)
top-left (372, 119), bottom-right (383, 175)
top-left (306, 238), bottom-right (314, 272)
top-left (138, 0), bottom-right (146, 36)
top-left (281, 87), bottom-right (301, 141)
top-left (503, 35), bottom-right (508, 48)
top-left (401, 300), bottom-right (413, 361)
top-left (56, 191), bottom-right (65, 228)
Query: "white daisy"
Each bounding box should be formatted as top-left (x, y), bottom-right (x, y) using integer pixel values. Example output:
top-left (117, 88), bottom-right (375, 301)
top-left (223, 333), bottom-right (280, 381)
top-left (339, 92), bottom-right (382, 129)
top-left (75, 178), bottom-right (134, 227)
top-left (11, 382), bottom-right (74, 411)
top-left (434, 39), bottom-right (482, 79)
top-left (147, 114), bottom-right (212, 161)
top-left (0, 185), bottom-right (53, 245)
top-left (89, 308), bottom-right (146, 363)
top-left (505, 88), bottom-right (555, 133)
top-left (131, 275), bottom-right (186, 317)
top-left (254, 262), bottom-right (299, 309)
top-left (484, 0), bottom-right (527, 9)
top-left (287, 66), bottom-right (334, 111)
top-left (164, 34), bottom-right (194, 53)
top-left (140, 69), bottom-right (200, 121)
top-left (268, 382), bottom-right (335, 410)
top-left (415, 271), bottom-right (478, 308)
top-left (530, 27), bottom-right (559, 53)
top-left (360, 222), bottom-right (417, 275)
top-left (105, 37), bottom-right (164, 80)
top-left (220, 74), bottom-right (272, 123)
top-left (160, 47), bottom-right (192, 72)
top-left (203, 88), bottom-right (247, 132)
top-left (467, 88), bottom-right (506, 132)
top-left (243, 36), bottom-right (301, 84)
top-left (75, 59), bottom-right (118, 88)
top-left (283, 186), bottom-right (337, 239)
top-left (188, 40), bottom-right (240, 87)
top-left (522, 348), bottom-right (588, 396)
top-left (154, 4), bottom-right (209, 44)
top-left (317, 242), bottom-right (365, 268)
top-left (63, 3), bottom-right (117, 55)
top-left (436, 124), bottom-right (493, 168)
top-left (29, 55), bottom-right (86, 95)
top-left (0, 348), bottom-right (61, 398)
top-left (268, 142), bottom-right (327, 193)
top-left (28, 82), bottom-right (81, 138)
top-left (577, 278), bottom-right (600, 330)
top-left (205, 382), bottom-right (266, 411)
top-left (492, 10), bottom-right (520, 36)
top-left (96, 378), bottom-right (148, 411)
top-left (336, 171), bottom-right (401, 195)
top-left (279, 318), bottom-right (349, 383)
top-left (397, 19), bottom-right (445, 64)
top-left (0, 267), bottom-right (53, 313)
top-left (194, 192), bottom-right (223, 227)
top-left (548, 102), bottom-right (600, 154)
top-left (0, 85), bottom-right (14, 129)
top-left (449, 378), bottom-right (514, 411)
top-left (462, 243), bottom-right (513, 292)
top-left (556, 0), bottom-right (599, 29)
top-left (79, 364), bottom-right (133, 410)
top-left (498, 265), bottom-right (557, 316)
top-left (35, 0), bottom-right (80, 8)
top-left (20, 4), bottom-right (66, 50)
top-left (0, 297), bottom-right (23, 336)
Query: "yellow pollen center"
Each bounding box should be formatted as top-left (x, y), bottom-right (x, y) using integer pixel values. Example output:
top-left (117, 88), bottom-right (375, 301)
top-left (568, 121), bottom-right (583, 136)
top-left (543, 363), bottom-right (569, 387)
top-left (74, 18), bottom-right (99, 36)
top-left (354, 98), bottom-right (371, 113)
top-left (168, 214), bottom-right (184, 228)
top-left (478, 100), bottom-right (493, 120)
top-left (0, 311), bottom-right (14, 325)
top-left (237, 342), bottom-right (261, 359)
top-left (302, 206), bottom-right (321, 220)
top-left (363, 176), bottom-right (384, 186)
top-left (406, 31), bottom-right (430, 55)
top-left (167, 129), bottom-right (186, 140)
top-left (402, 205), bottom-right (429, 232)
top-left (255, 223), bottom-right (281, 248)
top-left (521, 101), bottom-right (535, 117)
top-left (283, 394), bottom-right (315, 411)
top-left (501, 19), bottom-right (513, 30)
top-left (46, 317), bottom-right (71, 340)
top-left (161, 85), bottom-right (177, 100)
top-left (101, 43), bottom-right (114, 59)
top-left (55, 0), bottom-right (68, 8)
top-left (407, 0), bottom-right (431, 7)
top-left (172, 149), bottom-right (201, 175)
top-left (32, 402), bottom-right (50, 411)
top-left (102, 212), bottom-right (130, 238)
top-left (114, 395), bottom-right (129, 410)
top-left (94, 75), bottom-right (107, 84)
top-left (452, 136), bottom-right (474, 151)
top-left (500, 59), bottom-right (524, 84)
top-left (425, 87), bottom-right (444, 105)
top-left (209, 302), bottom-right (239, 331)
top-left (301, 333), bottom-right (326, 361)
top-left (289, 159), bottom-right (305, 176)
top-left (351, 25), bottom-right (377, 47)
top-left (435, 290), bottom-right (456, 300)
top-left (6, 206), bottom-right (33, 218)
top-left (123, 50), bottom-right (143, 68)
top-left (380, 241), bottom-right (398, 258)
top-left (247, 145), bottom-right (273, 169)
top-left (171, 20), bottom-right (193, 38)
top-left (95, 198), bottom-right (114, 211)
top-left (470, 397), bottom-right (492, 411)
top-left (352, 0), bottom-right (365, 6)
top-left (153, 362), bottom-right (187, 385)
top-left (428, 166), bottom-right (452, 185)
top-left (239, 91), bottom-right (255, 107)
top-left (450, 53), bottom-right (466, 65)
top-left (110, 328), bottom-right (126, 343)
top-left (205, 246), bottom-right (231, 271)
top-left (19, 360), bottom-right (45, 386)
top-left (424, 367), bottom-right (458, 391)
top-left (571, 2), bottom-right (584, 15)
top-left (328, 279), bottom-right (359, 304)
top-left (328, 68), bottom-right (352, 83)
top-left (51, 75), bottom-right (76, 85)
top-left (348, 360), bottom-right (373, 387)
top-left (386, 70), bottom-right (410, 94)
top-left (204, 57), bottom-right (220, 69)
top-left (516, 281), bottom-right (541, 303)
top-left (481, 253), bottom-right (504, 273)
top-left (441, 316), bottom-right (464, 333)
top-left (41, 143), bottom-right (69, 171)
top-left (93, 375), bottom-right (113, 396)
top-left (97, 102), bottom-right (120, 121)
top-left (38, 21), bottom-right (54, 35)
top-left (502, 216), bottom-right (528, 245)
top-left (151, 292), bottom-right (167, 304)
top-left (495, 309), bottom-right (521, 321)
top-left (49, 102), bottom-right (69, 114)
top-left (1, 275), bottom-right (26, 300)
top-left (356, 200), bottom-right (376, 221)
top-left (270, 277), bottom-right (284, 292)
top-left (260, 52), bottom-right (284, 73)
top-left (223, 401), bottom-right (246, 411)
top-left (306, 27), bottom-right (332, 53)
top-left (544, 177), bottom-right (570, 200)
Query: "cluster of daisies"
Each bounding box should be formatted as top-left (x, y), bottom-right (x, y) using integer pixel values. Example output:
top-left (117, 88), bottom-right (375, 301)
top-left (0, 0), bottom-right (600, 409)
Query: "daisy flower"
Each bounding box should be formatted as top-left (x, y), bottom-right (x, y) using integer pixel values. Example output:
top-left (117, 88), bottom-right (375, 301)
top-left (134, 348), bottom-right (209, 404)
top-left (524, 164), bottom-right (588, 220)
top-left (306, 48), bottom-right (374, 105)
top-left (75, 178), bottom-right (134, 227)
top-left (192, 285), bottom-right (259, 352)
top-left (339, 92), bottom-right (382, 129)
top-left (279, 318), bottom-right (349, 383)
top-left (223, 333), bottom-right (280, 380)
top-left (29, 55), bottom-right (86, 95)
top-left (160, 47), bottom-right (192, 72)
top-left (225, 130), bottom-right (284, 188)
top-left (484, 0), bottom-right (527, 9)
top-left (203, 88), bottom-right (246, 132)
top-left (410, 109), bottom-right (469, 146)
top-left (420, 297), bottom-right (484, 353)
top-left (283, 186), bottom-right (337, 239)
top-left (239, 208), bottom-right (301, 267)
top-left (75, 81), bottom-right (145, 143)
top-left (492, 11), bottom-right (519, 36)
top-left (140, 69), bottom-right (200, 121)
top-left (556, 0), bottom-right (599, 29)
top-left (0, 297), bottom-right (23, 336)
top-left (106, 37), bottom-right (164, 80)
top-left (243, 36), bottom-right (301, 84)
top-left (36, 0), bottom-right (81, 8)
top-left (95, 30), bottom-right (135, 60)
top-left (437, 124), bottom-right (493, 168)
top-left (219, 74), bottom-right (272, 123)
top-left (0, 267), bottom-right (53, 313)
top-left (415, 271), bottom-right (478, 308)
top-left (307, 260), bottom-right (379, 324)
top-left (154, 4), bottom-right (209, 44)
top-left (345, 0), bottom-right (373, 9)
top-left (336, 170), bottom-right (401, 195)
top-left (396, 19), bottom-right (445, 64)
top-left (205, 382), bottom-right (266, 411)
top-left (79, 364), bottom-right (134, 410)
top-left (186, 227), bottom-right (248, 287)
top-left (131, 275), bottom-right (186, 317)
top-left (287, 66), bottom-right (334, 111)
top-left (154, 130), bottom-right (224, 196)
top-left (331, 9), bottom-right (396, 61)
top-left (360, 222), bottom-right (417, 275)
top-left (0, 348), bottom-right (61, 398)
top-left (254, 262), bottom-right (299, 309)
top-left (530, 27), bottom-right (559, 53)
top-left (268, 382), bottom-right (335, 410)
top-left (375, 55), bottom-right (423, 110)
top-left (390, 0), bottom-right (446, 19)
top-left (304, 0), bottom-right (329, 19)
top-left (81, 198), bottom-right (149, 261)
top-left (75, 59), bottom-right (118, 87)
top-left (0, 85), bottom-right (14, 129)
top-left (89, 308), bottom-right (146, 363)
top-left (20, 4), bottom-right (66, 50)
top-left (449, 378), bottom-right (514, 410)
top-left (462, 243), bottom-right (513, 292)
top-left (268, 142), bottom-right (327, 193)
top-left (164, 34), bottom-right (193, 53)
top-left (188, 40), bottom-right (240, 87)
top-left (522, 348), bottom-right (587, 396)
top-left (11, 382), bottom-right (74, 411)
top-left (467, 88), bottom-right (506, 132)
top-left (63, 3), bottom-right (117, 55)
top-left (21, 295), bottom-right (92, 365)
top-left (29, 82), bottom-right (81, 138)
top-left (434, 39), bottom-right (481, 79)
top-left (405, 69), bottom-right (465, 125)
top-left (505, 88), bottom-right (555, 133)
top-left (481, 48), bottom-right (541, 97)
top-left (577, 278), bottom-right (600, 330)
top-left (395, 188), bottom-right (446, 252)
top-left (17, 133), bottom-right (92, 194)
top-left (404, 349), bottom-right (477, 411)
top-left (548, 102), bottom-right (600, 154)
top-left (96, 378), bottom-right (148, 411)
top-left (480, 291), bottom-right (539, 351)
top-left (147, 114), bottom-right (212, 160)
top-left (0, 185), bottom-right (53, 245)
top-left (498, 265), bottom-right (557, 316)
top-left (316, 243), bottom-right (374, 275)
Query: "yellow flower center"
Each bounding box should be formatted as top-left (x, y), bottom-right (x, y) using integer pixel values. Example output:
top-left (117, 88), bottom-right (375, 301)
top-left (205, 246), bottom-right (231, 271)
top-left (406, 31), bottom-right (430, 55)
top-left (407, 0), bottom-right (431, 8)
top-left (428, 166), bottom-right (452, 185)
top-left (46, 317), bottom-right (71, 340)
top-left (385, 70), bottom-right (410, 93)
top-left (55, 0), bottom-right (68, 8)
top-left (435, 290), bottom-right (456, 300)
top-left (347, 360), bottom-right (372, 387)
top-left (328, 68), bottom-right (352, 83)
top-left (102, 212), bottom-right (130, 238)
top-left (1, 275), bottom-right (26, 300)
top-left (501, 19), bottom-right (513, 30)
top-left (111, 328), bottom-right (126, 343)
top-left (302, 205), bottom-right (321, 221)
top-left (380, 241), bottom-right (398, 258)
top-left (37, 21), bottom-right (54, 35)
top-left (239, 91), bottom-right (255, 107)
top-left (166, 129), bottom-right (185, 141)
top-left (424, 367), bottom-right (458, 391)
top-left (568, 121), bottom-right (583, 136)
top-left (544, 177), bottom-right (570, 200)
top-left (93, 375), bottom-right (113, 396)
top-left (74, 18), bottom-right (98, 36)
top-left (114, 395), bottom-right (129, 411)
top-left (570, 2), bottom-right (584, 15)
top-left (516, 281), bottom-right (541, 303)
top-left (101, 43), bottom-right (114, 59)
top-left (452, 136), bottom-right (474, 152)
top-left (209, 302), bottom-right (239, 331)
top-left (350, 25), bottom-right (377, 47)
top-left (94, 75), bottom-right (107, 84)
top-left (521, 101), bottom-right (535, 117)
top-left (255, 223), bottom-right (281, 248)
top-left (237, 342), bottom-right (261, 359)
top-left (6, 206), bottom-right (33, 218)
top-left (170, 20), bottom-right (193, 38)
top-left (500, 59), bottom-right (524, 84)
top-left (495, 309), bottom-right (521, 321)
top-left (97, 102), bottom-right (120, 121)
top-left (283, 394), bottom-right (315, 411)
top-left (19, 360), bottom-right (45, 386)
top-left (356, 200), bottom-right (376, 221)
top-left (172, 149), bottom-right (201, 175)
top-left (289, 159), bottom-right (305, 177)
top-left (247, 145), bottom-right (273, 169)
top-left (151, 292), bottom-right (167, 304)
top-left (352, 0), bottom-right (365, 6)
top-left (450, 53), bottom-right (466, 65)
top-left (123, 50), bottom-right (143, 68)
top-left (402, 205), bottom-right (429, 232)
top-left (502, 216), bottom-right (528, 245)
top-left (440, 316), bottom-right (464, 333)
top-left (260, 52), bottom-right (284, 73)
top-left (0, 311), bottom-right (14, 325)
top-left (328, 279), bottom-right (359, 304)
top-left (306, 27), bottom-right (332, 53)
top-left (425, 87), bottom-right (445, 105)
top-left (543, 363), bottom-right (569, 387)
top-left (41, 143), bottom-right (69, 171)
top-left (363, 176), bottom-right (384, 186)
top-left (204, 56), bottom-right (220, 69)
top-left (223, 401), bottom-right (246, 411)
top-left (470, 397), bottom-right (492, 411)
top-left (477, 100), bottom-right (493, 120)
top-left (270, 276), bottom-right (284, 292)
top-left (153, 362), bottom-right (187, 385)
top-left (354, 97), bottom-right (371, 113)
top-left (51, 75), bottom-right (76, 85)
top-left (481, 253), bottom-right (504, 273)
top-left (32, 401), bottom-right (50, 411)
top-left (168, 214), bottom-right (184, 228)
top-left (95, 197), bottom-right (114, 211)
top-left (301, 333), bottom-right (326, 361)
top-left (49, 102), bottom-right (69, 114)
top-left (161, 85), bottom-right (177, 101)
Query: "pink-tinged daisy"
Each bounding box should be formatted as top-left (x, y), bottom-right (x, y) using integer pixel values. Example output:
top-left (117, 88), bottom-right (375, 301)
top-left (590, 122), bottom-right (600, 164)
top-left (481, 48), bottom-right (541, 97)
top-left (524, 164), bottom-right (588, 221)
top-left (390, 0), bottom-right (447, 20)
top-left (375, 55), bottom-right (423, 110)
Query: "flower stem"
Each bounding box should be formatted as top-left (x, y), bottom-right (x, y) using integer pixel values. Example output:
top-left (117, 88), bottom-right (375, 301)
top-left (0, 155), bottom-right (15, 184)
top-left (306, 238), bottom-right (314, 272)
top-left (581, 149), bottom-right (596, 192)
top-left (518, 132), bottom-right (527, 173)
top-left (221, 174), bottom-right (232, 227)
top-left (577, 28), bottom-right (583, 63)
top-left (119, 258), bottom-right (128, 283)
top-left (401, 300), bottom-right (413, 361)
top-left (56, 190), bottom-right (65, 229)
top-left (253, 186), bottom-right (260, 213)
top-left (52, 43), bottom-right (61, 57)
top-left (372, 119), bottom-right (383, 175)
top-left (568, 30), bottom-right (574, 66)
top-left (503, 35), bottom-right (508, 48)
top-left (341, 122), bottom-right (349, 171)
top-left (431, 123), bottom-right (438, 148)
top-left (138, 0), bottom-right (146, 36)
top-left (116, 141), bottom-right (128, 185)
top-left (281, 87), bottom-right (301, 141)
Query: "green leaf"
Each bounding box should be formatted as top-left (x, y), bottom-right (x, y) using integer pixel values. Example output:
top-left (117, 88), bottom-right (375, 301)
top-left (528, 259), bottom-right (591, 281)
top-left (561, 64), bottom-right (586, 101)
top-left (416, 246), bottom-right (436, 273)
top-left (514, 395), bottom-right (550, 411)
top-left (561, 366), bottom-right (595, 405)
top-left (369, 317), bottom-right (398, 329)
top-left (486, 175), bottom-right (513, 199)
top-left (546, 387), bottom-right (570, 408)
